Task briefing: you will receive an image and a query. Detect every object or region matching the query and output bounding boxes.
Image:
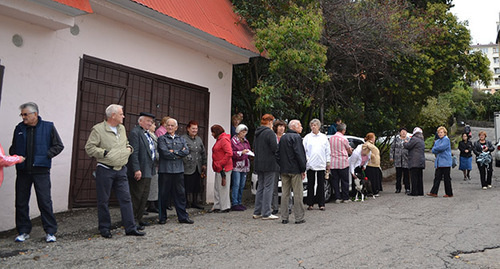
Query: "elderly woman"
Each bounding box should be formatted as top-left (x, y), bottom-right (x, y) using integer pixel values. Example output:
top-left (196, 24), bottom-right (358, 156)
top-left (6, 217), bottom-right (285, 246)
top-left (427, 126), bottom-right (453, 198)
top-left (404, 127), bottom-right (425, 196)
top-left (363, 133), bottom-right (382, 196)
top-left (303, 119), bottom-right (330, 210)
top-left (458, 133), bottom-right (473, 181)
top-left (390, 128), bottom-right (410, 194)
top-left (230, 124), bottom-right (251, 211)
top-left (181, 120), bottom-right (207, 209)
top-left (271, 120), bottom-right (287, 214)
top-left (472, 131), bottom-right (494, 190)
top-left (209, 125), bottom-right (233, 213)
top-left (155, 116), bottom-right (170, 138)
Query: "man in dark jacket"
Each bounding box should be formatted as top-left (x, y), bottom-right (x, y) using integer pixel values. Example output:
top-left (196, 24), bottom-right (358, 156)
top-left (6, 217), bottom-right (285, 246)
top-left (252, 114), bottom-right (280, 220)
top-left (277, 120), bottom-right (307, 224)
top-left (10, 102), bottom-right (64, 243)
top-left (127, 112), bottom-right (157, 230)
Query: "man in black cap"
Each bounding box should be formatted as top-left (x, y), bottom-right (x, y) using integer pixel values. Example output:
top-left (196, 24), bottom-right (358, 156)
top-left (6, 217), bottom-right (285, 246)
top-left (128, 112), bottom-right (157, 230)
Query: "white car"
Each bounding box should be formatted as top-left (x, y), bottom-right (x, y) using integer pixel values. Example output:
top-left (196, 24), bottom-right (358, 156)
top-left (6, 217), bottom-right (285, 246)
top-left (495, 140), bottom-right (500, 167)
top-left (251, 135), bottom-right (365, 203)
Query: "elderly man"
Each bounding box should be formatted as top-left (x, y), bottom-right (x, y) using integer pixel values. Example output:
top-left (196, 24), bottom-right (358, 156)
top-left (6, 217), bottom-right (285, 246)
top-left (127, 112), bottom-right (157, 230)
top-left (329, 123), bottom-right (352, 203)
top-left (85, 104), bottom-right (144, 238)
top-left (277, 120), bottom-right (307, 224)
top-left (10, 102), bottom-right (64, 243)
top-left (303, 118), bottom-right (331, 211)
top-left (157, 118), bottom-right (193, 224)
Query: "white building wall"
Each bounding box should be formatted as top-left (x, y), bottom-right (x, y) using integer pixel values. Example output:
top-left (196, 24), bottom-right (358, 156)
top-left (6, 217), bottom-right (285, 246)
top-left (471, 43), bottom-right (500, 93)
top-left (0, 12), bottom-right (233, 231)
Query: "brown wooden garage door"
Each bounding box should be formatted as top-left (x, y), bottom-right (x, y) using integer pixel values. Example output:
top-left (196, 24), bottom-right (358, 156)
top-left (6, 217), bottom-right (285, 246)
top-left (69, 55), bottom-right (209, 208)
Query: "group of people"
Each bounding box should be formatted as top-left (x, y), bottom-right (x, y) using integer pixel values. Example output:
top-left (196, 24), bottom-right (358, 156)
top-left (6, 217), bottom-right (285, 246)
top-left (3, 102), bottom-right (496, 242)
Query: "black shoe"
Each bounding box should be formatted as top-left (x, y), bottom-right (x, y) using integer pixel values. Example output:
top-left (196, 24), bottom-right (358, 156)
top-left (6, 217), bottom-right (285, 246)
top-left (179, 218), bottom-right (194, 224)
top-left (282, 220), bottom-right (289, 224)
top-left (220, 209), bottom-right (230, 213)
top-left (405, 189), bottom-right (410, 195)
top-left (272, 209), bottom-right (279, 215)
top-left (101, 231), bottom-right (112, 238)
top-left (295, 219), bottom-right (306, 224)
top-left (136, 225), bottom-right (145, 231)
top-left (158, 219), bottom-right (167, 225)
top-left (146, 207), bottom-right (159, 214)
top-left (126, 229), bottom-right (145, 236)
top-left (143, 211), bottom-right (149, 215)
top-left (167, 206), bottom-right (173, 211)
top-left (139, 222), bottom-right (150, 227)
top-left (208, 208), bottom-right (220, 213)
top-left (191, 203), bottom-right (204, 210)
top-left (395, 189), bottom-right (401, 193)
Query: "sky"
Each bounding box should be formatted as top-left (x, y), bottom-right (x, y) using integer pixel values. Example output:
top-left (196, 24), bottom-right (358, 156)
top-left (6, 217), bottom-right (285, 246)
top-left (450, 0), bottom-right (500, 45)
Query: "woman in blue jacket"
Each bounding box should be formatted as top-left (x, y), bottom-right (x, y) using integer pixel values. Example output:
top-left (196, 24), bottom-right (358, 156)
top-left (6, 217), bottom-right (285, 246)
top-left (427, 126), bottom-right (453, 197)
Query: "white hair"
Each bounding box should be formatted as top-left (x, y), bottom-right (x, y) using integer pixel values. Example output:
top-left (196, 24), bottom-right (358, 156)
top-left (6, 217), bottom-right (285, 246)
top-left (167, 118), bottom-right (178, 127)
top-left (19, 102), bottom-right (39, 114)
top-left (235, 124), bottom-right (248, 134)
top-left (105, 104), bottom-right (123, 118)
top-left (288, 119), bottom-right (300, 131)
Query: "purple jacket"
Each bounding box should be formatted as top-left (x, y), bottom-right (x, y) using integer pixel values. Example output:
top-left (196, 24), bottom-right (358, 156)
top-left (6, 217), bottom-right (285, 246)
top-left (231, 135), bottom-right (251, 172)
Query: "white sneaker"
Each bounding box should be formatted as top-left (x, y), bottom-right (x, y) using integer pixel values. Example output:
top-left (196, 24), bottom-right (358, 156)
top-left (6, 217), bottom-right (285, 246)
top-left (482, 187), bottom-right (488, 190)
top-left (488, 185), bottom-right (492, 189)
top-left (45, 234), bottom-right (56, 243)
top-left (15, 233), bottom-right (30, 242)
top-left (252, 215), bottom-right (262, 219)
top-left (334, 199), bottom-right (341, 204)
top-left (262, 214), bottom-right (279, 220)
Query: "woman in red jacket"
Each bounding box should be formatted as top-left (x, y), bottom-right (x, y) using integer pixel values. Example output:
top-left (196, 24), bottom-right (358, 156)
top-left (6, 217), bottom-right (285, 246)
top-left (209, 125), bottom-right (233, 213)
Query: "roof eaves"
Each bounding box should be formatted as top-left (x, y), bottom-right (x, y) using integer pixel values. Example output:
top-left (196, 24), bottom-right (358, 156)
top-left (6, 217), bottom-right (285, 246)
top-left (106, 0), bottom-right (259, 59)
top-left (30, 0), bottom-right (93, 16)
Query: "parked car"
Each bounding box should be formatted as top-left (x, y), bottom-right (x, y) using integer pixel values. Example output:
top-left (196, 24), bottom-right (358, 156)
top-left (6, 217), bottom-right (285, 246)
top-left (495, 140), bottom-right (500, 167)
top-left (251, 135), bottom-right (365, 203)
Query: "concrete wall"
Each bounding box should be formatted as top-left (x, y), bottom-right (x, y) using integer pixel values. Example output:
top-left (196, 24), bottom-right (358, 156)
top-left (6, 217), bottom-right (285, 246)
top-left (0, 11), bottom-right (233, 231)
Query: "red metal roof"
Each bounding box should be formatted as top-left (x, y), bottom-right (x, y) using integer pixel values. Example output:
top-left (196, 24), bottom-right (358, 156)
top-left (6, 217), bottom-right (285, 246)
top-left (51, 0), bottom-right (93, 13)
top-left (130, 0), bottom-right (258, 54)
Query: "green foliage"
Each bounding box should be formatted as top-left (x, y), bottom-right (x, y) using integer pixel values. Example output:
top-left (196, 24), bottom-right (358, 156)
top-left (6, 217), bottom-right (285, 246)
top-left (418, 96), bottom-right (453, 135)
top-left (250, 3), bottom-right (329, 119)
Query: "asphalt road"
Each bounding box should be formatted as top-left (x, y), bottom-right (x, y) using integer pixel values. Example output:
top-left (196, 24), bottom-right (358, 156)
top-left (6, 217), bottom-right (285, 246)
top-left (0, 127), bottom-right (499, 268)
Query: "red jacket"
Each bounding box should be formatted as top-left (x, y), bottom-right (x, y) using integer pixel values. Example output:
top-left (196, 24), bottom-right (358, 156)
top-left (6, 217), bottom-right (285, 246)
top-left (0, 143), bottom-right (23, 187)
top-left (212, 133), bottom-right (233, 172)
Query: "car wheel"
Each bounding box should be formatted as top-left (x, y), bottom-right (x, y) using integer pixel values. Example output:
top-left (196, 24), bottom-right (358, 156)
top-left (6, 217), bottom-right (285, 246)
top-left (324, 179), bottom-right (332, 203)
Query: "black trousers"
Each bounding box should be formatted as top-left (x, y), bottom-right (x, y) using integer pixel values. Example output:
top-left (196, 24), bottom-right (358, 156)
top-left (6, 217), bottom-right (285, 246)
top-left (330, 168), bottom-right (349, 201)
top-left (365, 166), bottom-right (381, 194)
top-left (307, 170), bottom-right (325, 206)
top-left (477, 163), bottom-right (493, 187)
top-left (409, 168), bottom-right (424, 196)
top-left (15, 171), bottom-right (57, 235)
top-left (429, 167), bottom-right (453, 196)
top-left (129, 176), bottom-right (151, 224)
top-left (395, 167), bottom-right (410, 191)
top-left (158, 173), bottom-right (189, 222)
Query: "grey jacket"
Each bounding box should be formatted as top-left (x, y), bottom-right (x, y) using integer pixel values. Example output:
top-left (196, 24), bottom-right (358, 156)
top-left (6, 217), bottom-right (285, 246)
top-left (158, 133), bottom-right (189, 174)
top-left (127, 125), bottom-right (158, 179)
top-left (403, 133), bottom-right (425, 169)
top-left (390, 135), bottom-right (409, 168)
top-left (181, 134), bottom-right (207, 175)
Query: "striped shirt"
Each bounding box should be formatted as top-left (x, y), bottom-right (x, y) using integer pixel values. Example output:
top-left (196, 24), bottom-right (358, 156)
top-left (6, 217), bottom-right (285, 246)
top-left (329, 132), bottom-right (351, 169)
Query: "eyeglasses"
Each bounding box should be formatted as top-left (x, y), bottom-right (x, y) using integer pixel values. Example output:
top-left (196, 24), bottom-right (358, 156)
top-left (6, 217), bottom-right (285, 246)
top-left (19, 112), bottom-right (35, 117)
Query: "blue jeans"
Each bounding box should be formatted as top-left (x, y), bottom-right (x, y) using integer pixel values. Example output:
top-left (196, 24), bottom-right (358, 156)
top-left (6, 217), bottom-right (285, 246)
top-left (231, 171), bottom-right (247, 206)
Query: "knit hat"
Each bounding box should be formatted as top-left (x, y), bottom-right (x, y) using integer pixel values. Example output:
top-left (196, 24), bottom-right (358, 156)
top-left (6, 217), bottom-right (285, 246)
top-left (413, 127), bottom-right (423, 134)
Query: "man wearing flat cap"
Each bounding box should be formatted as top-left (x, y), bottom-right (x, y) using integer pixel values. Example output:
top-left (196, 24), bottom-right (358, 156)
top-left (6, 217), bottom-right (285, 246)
top-left (128, 112), bottom-right (158, 230)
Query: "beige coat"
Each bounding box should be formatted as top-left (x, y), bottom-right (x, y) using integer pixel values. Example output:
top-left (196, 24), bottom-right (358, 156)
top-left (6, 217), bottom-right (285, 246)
top-left (85, 121), bottom-right (133, 170)
top-left (363, 141), bottom-right (380, 168)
